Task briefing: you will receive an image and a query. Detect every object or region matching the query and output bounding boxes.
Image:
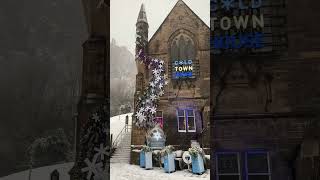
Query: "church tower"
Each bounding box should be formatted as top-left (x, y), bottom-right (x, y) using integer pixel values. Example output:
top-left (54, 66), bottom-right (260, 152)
top-left (131, 4), bottom-right (150, 160)
top-left (136, 3), bottom-right (148, 54)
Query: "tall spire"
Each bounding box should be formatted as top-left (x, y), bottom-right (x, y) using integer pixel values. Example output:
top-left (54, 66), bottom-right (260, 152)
top-left (135, 3), bottom-right (149, 53)
top-left (137, 3), bottom-right (148, 24)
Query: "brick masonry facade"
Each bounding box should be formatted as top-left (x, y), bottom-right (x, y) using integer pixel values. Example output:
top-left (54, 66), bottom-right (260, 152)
top-left (211, 0), bottom-right (320, 179)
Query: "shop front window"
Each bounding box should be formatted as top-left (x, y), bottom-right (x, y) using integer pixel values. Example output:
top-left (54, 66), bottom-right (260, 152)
top-left (177, 109), bottom-right (196, 132)
top-left (216, 152), bottom-right (241, 180)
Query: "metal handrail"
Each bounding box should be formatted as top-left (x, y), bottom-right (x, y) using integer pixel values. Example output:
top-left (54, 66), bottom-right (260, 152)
top-left (111, 124), bottom-right (132, 149)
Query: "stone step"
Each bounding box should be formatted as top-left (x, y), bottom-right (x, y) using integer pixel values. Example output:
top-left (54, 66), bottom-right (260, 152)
top-left (113, 154), bottom-right (130, 157)
top-left (114, 148), bottom-right (131, 151)
top-left (110, 159), bottom-right (129, 161)
top-left (110, 129), bottom-right (132, 164)
top-left (111, 159), bottom-right (130, 162)
top-left (115, 147), bottom-right (131, 149)
top-left (115, 146), bottom-right (131, 149)
top-left (112, 155), bottom-right (130, 157)
top-left (110, 161), bottom-right (129, 163)
top-left (113, 152), bottom-right (130, 155)
top-left (112, 153), bottom-right (130, 157)
top-left (110, 160), bottom-right (129, 163)
top-left (111, 157), bottom-right (130, 159)
top-left (111, 158), bottom-right (130, 160)
top-left (114, 151), bottom-right (131, 154)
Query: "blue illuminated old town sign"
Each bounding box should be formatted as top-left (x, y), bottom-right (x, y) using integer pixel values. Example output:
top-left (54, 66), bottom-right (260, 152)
top-left (172, 60), bottom-right (194, 79)
top-left (211, 0), bottom-right (265, 50)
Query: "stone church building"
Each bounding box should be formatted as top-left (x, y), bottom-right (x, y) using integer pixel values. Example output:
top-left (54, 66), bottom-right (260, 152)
top-left (131, 0), bottom-right (211, 163)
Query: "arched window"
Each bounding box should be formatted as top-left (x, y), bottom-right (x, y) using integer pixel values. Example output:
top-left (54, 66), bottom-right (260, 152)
top-left (171, 34), bottom-right (195, 61)
top-left (170, 34), bottom-right (196, 79)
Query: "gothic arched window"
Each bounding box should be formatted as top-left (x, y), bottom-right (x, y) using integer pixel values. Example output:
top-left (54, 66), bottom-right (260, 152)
top-left (170, 34), bottom-right (196, 79)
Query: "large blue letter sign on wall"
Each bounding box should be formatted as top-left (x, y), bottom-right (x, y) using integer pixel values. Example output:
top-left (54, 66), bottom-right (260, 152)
top-left (211, 0), bottom-right (266, 51)
top-left (172, 60), bottom-right (194, 79)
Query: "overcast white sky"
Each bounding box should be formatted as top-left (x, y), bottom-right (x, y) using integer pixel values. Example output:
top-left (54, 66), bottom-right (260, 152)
top-left (110, 0), bottom-right (210, 54)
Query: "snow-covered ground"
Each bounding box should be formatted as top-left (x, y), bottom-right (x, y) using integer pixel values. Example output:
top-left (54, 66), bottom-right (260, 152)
top-left (1, 114), bottom-right (210, 180)
top-left (0, 162), bottom-right (73, 180)
top-left (111, 163), bottom-right (210, 180)
top-left (110, 113), bottom-right (133, 142)
top-left (0, 114), bottom-right (133, 180)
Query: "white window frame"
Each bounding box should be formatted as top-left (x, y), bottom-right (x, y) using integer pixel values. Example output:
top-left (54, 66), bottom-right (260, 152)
top-left (177, 109), bottom-right (186, 132)
top-left (177, 109), bottom-right (196, 133)
top-left (245, 152), bottom-right (271, 180)
top-left (216, 152), bottom-right (241, 180)
top-left (186, 109), bottom-right (196, 132)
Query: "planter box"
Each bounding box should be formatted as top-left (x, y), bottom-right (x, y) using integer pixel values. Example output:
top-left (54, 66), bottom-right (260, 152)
top-left (191, 154), bottom-right (205, 174)
top-left (140, 151), bottom-right (145, 168)
top-left (164, 153), bottom-right (175, 173)
top-left (145, 152), bottom-right (153, 170)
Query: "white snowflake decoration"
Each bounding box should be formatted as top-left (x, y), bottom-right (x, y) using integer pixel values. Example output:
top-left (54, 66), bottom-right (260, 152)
top-left (153, 131), bottom-right (162, 141)
top-left (81, 156), bottom-right (103, 180)
top-left (94, 144), bottom-right (109, 161)
top-left (150, 107), bottom-right (157, 114)
top-left (135, 111), bottom-right (143, 119)
top-left (145, 106), bottom-right (151, 112)
top-left (159, 90), bottom-right (164, 96)
top-left (155, 76), bottom-right (161, 82)
top-left (152, 69), bottom-right (159, 75)
top-left (150, 81), bottom-right (155, 87)
top-left (92, 113), bottom-right (100, 122)
top-left (159, 83), bottom-right (164, 89)
top-left (138, 114), bottom-right (146, 122)
top-left (150, 94), bottom-right (157, 101)
top-left (135, 38), bottom-right (168, 128)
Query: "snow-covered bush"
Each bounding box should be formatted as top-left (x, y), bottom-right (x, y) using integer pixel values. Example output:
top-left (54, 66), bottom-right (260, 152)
top-left (141, 145), bottom-right (152, 152)
top-left (28, 128), bottom-right (72, 167)
top-left (160, 145), bottom-right (175, 156)
top-left (188, 146), bottom-right (204, 158)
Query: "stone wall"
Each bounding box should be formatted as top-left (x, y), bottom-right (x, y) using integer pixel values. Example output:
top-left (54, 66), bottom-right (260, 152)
top-left (211, 0), bottom-right (320, 179)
